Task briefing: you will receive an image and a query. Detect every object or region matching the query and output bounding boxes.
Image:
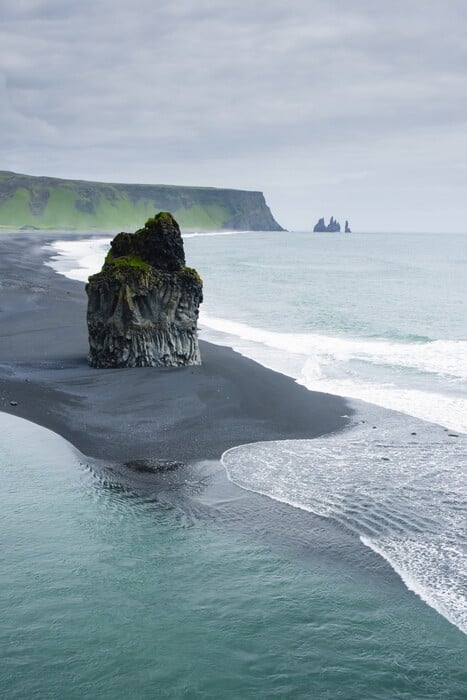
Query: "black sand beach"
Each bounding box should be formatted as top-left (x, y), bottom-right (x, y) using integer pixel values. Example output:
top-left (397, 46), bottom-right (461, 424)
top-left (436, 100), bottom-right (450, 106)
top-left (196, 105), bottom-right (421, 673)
top-left (0, 233), bottom-right (350, 463)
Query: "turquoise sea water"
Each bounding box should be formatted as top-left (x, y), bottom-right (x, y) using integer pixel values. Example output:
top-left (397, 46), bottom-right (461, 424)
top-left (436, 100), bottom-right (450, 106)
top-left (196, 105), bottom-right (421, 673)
top-left (1, 414), bottom-right (466, 699)
top-left (2, 231), bottom-right (467, 697)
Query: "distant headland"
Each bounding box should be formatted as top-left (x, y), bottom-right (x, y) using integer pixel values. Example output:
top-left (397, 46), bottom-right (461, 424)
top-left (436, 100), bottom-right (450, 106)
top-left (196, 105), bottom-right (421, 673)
top-left (0, 171), bottom-right (284, 232)
top-left (313, 217), bottom-right (351, 233)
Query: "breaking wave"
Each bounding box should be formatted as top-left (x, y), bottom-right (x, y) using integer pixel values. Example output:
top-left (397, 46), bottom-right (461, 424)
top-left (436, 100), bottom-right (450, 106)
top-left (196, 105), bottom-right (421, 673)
top-left (200, 314), bottom-right (467, 433)
top-left (222, 430), bottom-right (467, 634)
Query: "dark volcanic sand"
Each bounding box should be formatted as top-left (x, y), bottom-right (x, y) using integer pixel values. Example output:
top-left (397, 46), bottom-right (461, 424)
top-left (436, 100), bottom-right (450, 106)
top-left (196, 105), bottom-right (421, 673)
top-left (0, 233), bottom-right (350, 462)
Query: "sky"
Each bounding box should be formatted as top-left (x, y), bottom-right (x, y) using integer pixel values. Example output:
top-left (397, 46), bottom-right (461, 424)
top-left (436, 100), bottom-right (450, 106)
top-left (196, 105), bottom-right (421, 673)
top-left (1, 0), bottom-right (466, 232)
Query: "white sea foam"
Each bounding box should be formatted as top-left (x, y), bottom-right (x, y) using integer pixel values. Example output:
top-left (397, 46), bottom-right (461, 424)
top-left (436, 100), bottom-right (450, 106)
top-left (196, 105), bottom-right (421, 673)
top-left (222, 430), bottom-right (467, 634)
top-left (199, 313), bottom-right (467, 433)
top-left (200, 314), bottom-right (467, 380)
top-left (360, 534), bottom-right (466, 637)
top-left (45, 238), bottom-right (111, 282)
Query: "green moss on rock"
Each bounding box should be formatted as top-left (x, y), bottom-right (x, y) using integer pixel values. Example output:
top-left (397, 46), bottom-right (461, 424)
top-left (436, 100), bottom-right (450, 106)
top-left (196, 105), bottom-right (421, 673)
top-left (181, 266), bottom-right (203, 285)
top-left (106, 212), bottom-right (185, 272)
top-left (88, 213), bottom-right (203, 290)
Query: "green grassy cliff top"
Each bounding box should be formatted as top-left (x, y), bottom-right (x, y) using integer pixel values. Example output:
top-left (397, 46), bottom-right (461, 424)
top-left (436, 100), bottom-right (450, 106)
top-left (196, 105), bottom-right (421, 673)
top-left (0, 171), bottom-right (284, 231)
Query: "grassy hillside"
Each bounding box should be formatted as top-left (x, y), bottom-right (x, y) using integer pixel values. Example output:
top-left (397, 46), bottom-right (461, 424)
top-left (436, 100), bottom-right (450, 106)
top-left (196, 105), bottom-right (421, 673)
top-left (0, 171), bottom-right (283, 231)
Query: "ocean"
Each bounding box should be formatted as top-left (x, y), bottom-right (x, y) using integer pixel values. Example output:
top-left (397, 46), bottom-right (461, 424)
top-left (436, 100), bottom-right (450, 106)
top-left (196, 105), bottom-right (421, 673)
top-left (1, 230), bottom-right (466, 698)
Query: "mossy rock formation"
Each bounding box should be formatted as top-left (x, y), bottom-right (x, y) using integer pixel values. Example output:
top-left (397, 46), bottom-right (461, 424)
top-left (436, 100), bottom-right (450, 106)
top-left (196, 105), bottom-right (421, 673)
top-left (86, 213), bottom-right (203, 368)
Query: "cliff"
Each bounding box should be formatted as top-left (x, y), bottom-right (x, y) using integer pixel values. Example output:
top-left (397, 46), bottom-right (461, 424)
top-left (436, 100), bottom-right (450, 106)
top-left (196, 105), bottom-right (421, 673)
top-left (86, 213), bottom-right (203, 368)
top-left (0, 171), bottom-right (283, 231)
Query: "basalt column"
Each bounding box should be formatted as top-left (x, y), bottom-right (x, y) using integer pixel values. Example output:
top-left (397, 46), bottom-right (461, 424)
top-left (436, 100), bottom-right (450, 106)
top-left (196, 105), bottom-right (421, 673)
top-left (86, 212), bottom-right (203, 367)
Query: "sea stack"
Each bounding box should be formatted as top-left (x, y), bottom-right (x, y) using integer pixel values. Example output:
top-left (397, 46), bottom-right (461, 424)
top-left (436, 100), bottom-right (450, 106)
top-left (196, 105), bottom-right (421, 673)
top-left (313, 216), bottom-right (341, 232)
top-left (86, 212), bottom-right (203, 368)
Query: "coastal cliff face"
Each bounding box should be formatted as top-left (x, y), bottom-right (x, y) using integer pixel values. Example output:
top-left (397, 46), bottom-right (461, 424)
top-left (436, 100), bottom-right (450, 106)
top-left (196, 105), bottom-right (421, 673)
top-left (86, 213), bottom-right (203, 368)
top-left (0, 171), bottom-right (284, 231)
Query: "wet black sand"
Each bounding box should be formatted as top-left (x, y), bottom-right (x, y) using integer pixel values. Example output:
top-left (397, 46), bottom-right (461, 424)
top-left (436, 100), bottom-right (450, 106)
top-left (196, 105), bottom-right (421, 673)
top-left (0, 232), bottom-right (350, 462)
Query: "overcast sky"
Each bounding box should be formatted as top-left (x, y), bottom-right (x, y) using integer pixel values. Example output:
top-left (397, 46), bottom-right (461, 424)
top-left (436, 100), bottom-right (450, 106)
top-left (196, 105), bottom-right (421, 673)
top-left (1, 0), bottom-right (466, 231)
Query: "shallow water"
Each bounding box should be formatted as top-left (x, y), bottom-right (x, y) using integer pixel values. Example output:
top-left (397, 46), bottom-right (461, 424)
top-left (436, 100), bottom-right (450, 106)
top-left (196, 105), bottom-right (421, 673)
top-left (222, 412), bottom-right (467, 634)
top-left (1, 413), bottom-right (466, 699)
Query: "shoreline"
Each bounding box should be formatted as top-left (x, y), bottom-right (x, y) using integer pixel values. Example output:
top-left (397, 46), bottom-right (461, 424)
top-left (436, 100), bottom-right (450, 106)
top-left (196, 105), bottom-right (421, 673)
top-left (0, 232), bottom-right (350, 463)
top-left (2, 232), bottom-right (466, 638)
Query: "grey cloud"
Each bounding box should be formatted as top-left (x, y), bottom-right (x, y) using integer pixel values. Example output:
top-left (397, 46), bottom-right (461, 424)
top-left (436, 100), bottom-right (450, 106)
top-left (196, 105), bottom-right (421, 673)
top-left (1, 0), bottom-right (466, 231)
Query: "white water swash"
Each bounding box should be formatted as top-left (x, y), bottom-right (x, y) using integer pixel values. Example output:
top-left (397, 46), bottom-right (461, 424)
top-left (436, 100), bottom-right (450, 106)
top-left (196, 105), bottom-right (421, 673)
top-left (46, 230), bottom-right (467, 633)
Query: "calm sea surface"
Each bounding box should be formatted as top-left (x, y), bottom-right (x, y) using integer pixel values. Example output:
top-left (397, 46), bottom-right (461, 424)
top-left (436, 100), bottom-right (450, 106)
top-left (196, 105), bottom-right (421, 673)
top-left (1, 231), bottom-right (465, 698)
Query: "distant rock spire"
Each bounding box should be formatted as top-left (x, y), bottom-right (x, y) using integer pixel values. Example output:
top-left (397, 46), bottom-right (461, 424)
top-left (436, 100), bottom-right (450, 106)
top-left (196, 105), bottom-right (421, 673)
top-left (313, 216), bottom-right (341, 232)
top-left (327, 216), bottom-right (341, 232)
top-left (345, 220), bottom-right (351, 233)
top-left (313, 217), bottom-right (326, 232)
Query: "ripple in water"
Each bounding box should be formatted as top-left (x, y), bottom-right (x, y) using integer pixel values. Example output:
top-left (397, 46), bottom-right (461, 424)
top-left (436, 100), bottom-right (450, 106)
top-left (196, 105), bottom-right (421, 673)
top-left (222, 429), bottom-right (467, 634)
